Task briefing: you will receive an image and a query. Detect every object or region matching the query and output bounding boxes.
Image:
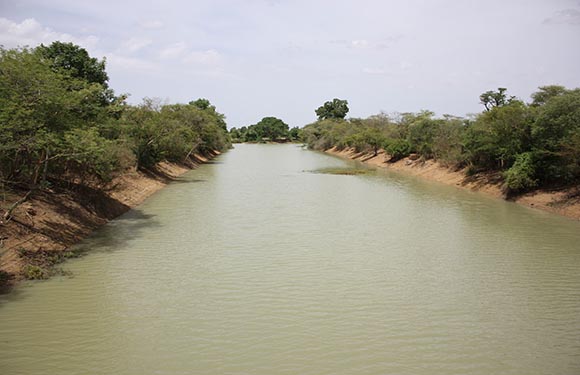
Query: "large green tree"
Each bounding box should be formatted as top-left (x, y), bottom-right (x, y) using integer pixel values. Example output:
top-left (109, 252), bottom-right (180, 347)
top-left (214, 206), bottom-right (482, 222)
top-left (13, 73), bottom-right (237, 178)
top-left (315, 98), bottom-right (349, 120)
top-left (0, 46), bottom-right (121, 186)
top-left (530, 85), bottom-right (568, 107)
top-left (479, 88), bottom-right (516, 111)
top-left (37, 41), bottom-right (109, 87)
top-left (531, 88), bottom-right (580, 183)
top-left (253, 117), bottom-right (289, 141)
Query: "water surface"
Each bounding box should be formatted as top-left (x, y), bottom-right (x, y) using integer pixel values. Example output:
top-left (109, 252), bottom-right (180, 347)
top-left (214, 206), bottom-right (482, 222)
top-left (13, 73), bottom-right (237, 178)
top-left (1, 144), bottom-right (579, 375)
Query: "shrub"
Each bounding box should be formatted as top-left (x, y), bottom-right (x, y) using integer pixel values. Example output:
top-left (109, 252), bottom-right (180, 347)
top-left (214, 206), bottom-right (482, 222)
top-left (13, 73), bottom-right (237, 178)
top-left (385, 139), bottom-right (411, 162)
top-left (22, 265), bottom-right (50, 280)
top-left (504, 152), bottom-right (538, 193)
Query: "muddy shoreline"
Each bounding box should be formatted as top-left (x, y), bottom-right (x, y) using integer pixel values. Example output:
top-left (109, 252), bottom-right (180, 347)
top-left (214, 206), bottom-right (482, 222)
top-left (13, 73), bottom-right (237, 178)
top-left (326, 147), bottom-right (580, 220)
top-left (0, 152), bottom-right (218, 292)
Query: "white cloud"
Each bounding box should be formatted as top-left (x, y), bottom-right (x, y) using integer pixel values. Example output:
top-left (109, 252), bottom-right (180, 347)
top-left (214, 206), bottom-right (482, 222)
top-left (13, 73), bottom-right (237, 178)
top-left (159, 42), bottom-right (188, 59)
top-left (139, 20), bottom-right (164, 29)
top-left (362, 67), bottom-right (386, 75)
top-left (351, 39), bottom-right (370, 49)
top-left (330, 37), bottom-right (400, 51)
top-left (105, 52), bottom-right (157, 72)
top-left (183, 49), bottom-right (222, 65)
top-left (543, 9), bottom-right (580, 25)
top-left (120, 37), bottom-right (152, 53)
top-left (0, 18), bottom-right (99, 49)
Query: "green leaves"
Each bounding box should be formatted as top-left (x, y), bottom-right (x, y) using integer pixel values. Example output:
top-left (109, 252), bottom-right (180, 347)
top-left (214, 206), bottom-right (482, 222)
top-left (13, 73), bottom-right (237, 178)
top-left (0, 44), bottom-right (230, 188)
top-left (123, 101), bottom-right (230, 169)
top-left (304, 85), bottom-right (579, 193)
top-left (230, 117), bottom-right (291, 142)
top-left (504, 152), bottom-right (538, 193)
top-left (479, 87), bottom-right (517, 111)
top-left (37, 41), bottom-right (109, 87)
top-left (315, 98), bottom-right (349, 120)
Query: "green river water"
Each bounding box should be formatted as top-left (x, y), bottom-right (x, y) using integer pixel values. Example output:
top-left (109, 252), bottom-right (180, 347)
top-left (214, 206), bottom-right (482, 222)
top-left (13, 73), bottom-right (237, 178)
top-left (1, 143), bottom-right (579, 374)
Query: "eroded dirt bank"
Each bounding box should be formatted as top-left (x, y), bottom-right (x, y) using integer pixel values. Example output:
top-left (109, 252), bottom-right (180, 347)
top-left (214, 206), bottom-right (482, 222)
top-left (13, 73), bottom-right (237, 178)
top-left (326, 147), bottom-right (580, 220)
top-left (0, 153), bottom-right (217, 291)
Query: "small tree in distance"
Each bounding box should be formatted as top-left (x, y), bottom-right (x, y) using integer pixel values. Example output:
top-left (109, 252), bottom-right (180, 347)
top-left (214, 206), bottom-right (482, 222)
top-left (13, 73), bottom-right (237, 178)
top-left (479, 88), bottom-right (516, 111)
top-left (254, 117), bottom-right (289, 141)
top-left (315, 98), bottom-right (349, 120)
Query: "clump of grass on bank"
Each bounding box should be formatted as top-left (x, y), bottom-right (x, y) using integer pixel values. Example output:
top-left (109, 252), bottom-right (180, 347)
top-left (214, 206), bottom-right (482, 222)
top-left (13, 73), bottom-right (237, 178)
top-left (17, 248), bottom-right (81, 280)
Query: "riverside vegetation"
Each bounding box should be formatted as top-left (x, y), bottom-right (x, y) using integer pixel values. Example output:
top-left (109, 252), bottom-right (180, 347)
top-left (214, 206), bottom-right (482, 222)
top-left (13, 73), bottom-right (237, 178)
top-left (1, 40), bottom-right (579, 287)
top-left (0, 42), bottom-right (231, 286)
top-left (302, 90), bottom-right (580, 196)
top-left (229, 116), bottom-right (302, 143)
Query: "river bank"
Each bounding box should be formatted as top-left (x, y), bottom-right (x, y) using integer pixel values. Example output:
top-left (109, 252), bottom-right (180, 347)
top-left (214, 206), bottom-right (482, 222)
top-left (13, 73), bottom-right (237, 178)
top-left (326, 147), bottom-right (580, 220)
top-left (0, 152), bottom-right (218, 291)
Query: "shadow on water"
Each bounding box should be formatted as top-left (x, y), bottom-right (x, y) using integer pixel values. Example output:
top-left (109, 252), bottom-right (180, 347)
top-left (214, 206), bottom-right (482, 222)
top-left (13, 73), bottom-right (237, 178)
top-left (71, 209), bottom-right (160, 255)
top-left (0, 284), bottom-right (28, 306)
top-left (0, 208), bottom-right (161, 305)
top-left (169, 178), bottom-right (206, 184)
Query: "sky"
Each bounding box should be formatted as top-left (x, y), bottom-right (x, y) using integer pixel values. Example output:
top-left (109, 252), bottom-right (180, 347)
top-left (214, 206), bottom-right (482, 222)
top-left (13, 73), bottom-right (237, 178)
top-left (1, 0), bottom-right (579, 128)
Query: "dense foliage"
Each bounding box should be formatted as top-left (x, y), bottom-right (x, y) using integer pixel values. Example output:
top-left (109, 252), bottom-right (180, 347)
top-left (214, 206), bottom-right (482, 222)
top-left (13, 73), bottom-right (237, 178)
top-left (315, 98), bottom-right (349, 120)
top-left (229, 116), bottom-right (302, 143)
top-left (303, 86), bottom-right (580, 194)
top-left (0, 43), bottom-right (230, 190)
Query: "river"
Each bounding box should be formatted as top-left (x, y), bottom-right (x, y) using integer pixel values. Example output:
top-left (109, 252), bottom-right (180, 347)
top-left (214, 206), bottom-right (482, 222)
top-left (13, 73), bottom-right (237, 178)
top-left (1, 143), bottom-right (580, 375)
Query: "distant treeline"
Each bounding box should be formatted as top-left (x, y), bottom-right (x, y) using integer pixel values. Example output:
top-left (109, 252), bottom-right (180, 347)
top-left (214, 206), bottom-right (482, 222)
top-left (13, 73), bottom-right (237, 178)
top-left (0, 42), bottom-right (231, 191)
top-left (303, 89), bottom-right (580, 194)
top-left (229, 117), bottom-right (302, 143)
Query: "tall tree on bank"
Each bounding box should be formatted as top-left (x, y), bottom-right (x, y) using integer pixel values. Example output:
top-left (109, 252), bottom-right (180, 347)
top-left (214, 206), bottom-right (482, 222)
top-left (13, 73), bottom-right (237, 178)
top-left (37, 41), bottom-right (109, 87)
top-left (254, 117), bottom-right (289, 141)
top-left (479, 87), bottom-right (516, 111)
top-left (315, 98), bottom-right (349, 120)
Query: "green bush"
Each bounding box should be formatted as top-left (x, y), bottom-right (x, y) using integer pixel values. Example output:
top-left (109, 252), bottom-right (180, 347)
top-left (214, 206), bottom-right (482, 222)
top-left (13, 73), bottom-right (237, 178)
top-left (385, 139), bottom-right (411, 162)
top-left (504, 152), bottom-right (538, 193)
top-left (22, 265), bottom-right (50, 280)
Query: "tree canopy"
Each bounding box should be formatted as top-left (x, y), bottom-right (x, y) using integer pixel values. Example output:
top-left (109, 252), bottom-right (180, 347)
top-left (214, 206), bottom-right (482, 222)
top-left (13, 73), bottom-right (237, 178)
top-left (479, 87), bottom-right (517, 111)
top-left (229, 117), bottom-right (294, 142)
top-left (315, 98), bottom-right (349, 120)
top-left (37, 41), bottom-right (109, 87)
top-left (0, 44), bottom-right (231, 190)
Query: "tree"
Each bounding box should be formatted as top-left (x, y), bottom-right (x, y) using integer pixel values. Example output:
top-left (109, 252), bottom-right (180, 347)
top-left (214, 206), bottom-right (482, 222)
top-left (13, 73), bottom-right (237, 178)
top-left (465, 101), bottom-right (532, 169)
top-left (479, 88), bottom-right (516, 111)
top-left (37, 41), bottom-right (109, 87)
top-left (531, 88), bottom-right (580, 183)
top-left (189, 98), bottom-right (211, 110)
top-left (530, 85), bottom-right (568, 106)
top-left (0, 46), bottom-right (122, 185)
top-left (289, 127), bottom-right (302, 141)
top-left (188, 98), bottom-right (227, 131)
top-left (315, 98), bottom-right (349, 120)
top-left (253, 117), bottom-right (289, 141)
top-left (405, 111), bottom-right (441, 157)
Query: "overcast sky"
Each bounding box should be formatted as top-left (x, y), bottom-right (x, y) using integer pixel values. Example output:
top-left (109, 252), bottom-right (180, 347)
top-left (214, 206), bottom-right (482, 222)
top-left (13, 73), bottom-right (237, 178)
top-left (1, 0), bottom-right (579, 128)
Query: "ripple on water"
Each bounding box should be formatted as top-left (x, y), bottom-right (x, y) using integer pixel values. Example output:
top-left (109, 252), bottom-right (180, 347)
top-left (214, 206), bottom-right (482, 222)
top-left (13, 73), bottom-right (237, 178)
top-left (1, 144), bottom-right (580, 375)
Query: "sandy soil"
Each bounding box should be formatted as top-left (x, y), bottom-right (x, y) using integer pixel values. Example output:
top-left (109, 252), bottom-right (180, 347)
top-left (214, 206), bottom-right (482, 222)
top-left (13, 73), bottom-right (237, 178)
top-left (0, 153), bottom-right (217, 289)
top-left (326, 147), bottom-right (580, 221)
